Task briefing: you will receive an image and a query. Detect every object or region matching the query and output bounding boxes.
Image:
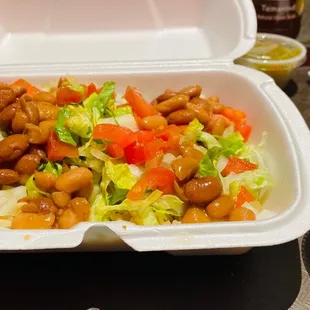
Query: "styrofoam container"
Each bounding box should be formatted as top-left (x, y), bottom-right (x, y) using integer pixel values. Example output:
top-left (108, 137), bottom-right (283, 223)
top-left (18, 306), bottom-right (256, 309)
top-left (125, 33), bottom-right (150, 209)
top-left (0, 0), bottom-right (310, 254)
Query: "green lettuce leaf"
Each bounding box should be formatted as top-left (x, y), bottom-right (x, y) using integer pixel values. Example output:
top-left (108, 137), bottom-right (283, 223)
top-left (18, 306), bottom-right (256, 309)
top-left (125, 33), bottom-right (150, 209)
top-left (115, 106), bottom-right (133, 117)
top-left (65, 105), bottom-right (92, 139)
top-left (108, 183), bottom-right (129, 205)
top-left (38, 161), bottom-right (62, 177)
top-left (151, 195), bottom-right (185, 224)
top-left (84, 81), bottom-right (116, 123)
top-left (199, 153), bottom-right (219, 178)
top-left (105, 160), bottom-right (137, 190)
top-left (218, 132), bottom-right (245, 157)
top-left (198, 132), bottom-right (221, 149)
top-left (55, 107), bottom-right (78, 146)
top-left (183, 118), bottom-right (204, 143)
top-left (89, 190), bottom-right (163, 225)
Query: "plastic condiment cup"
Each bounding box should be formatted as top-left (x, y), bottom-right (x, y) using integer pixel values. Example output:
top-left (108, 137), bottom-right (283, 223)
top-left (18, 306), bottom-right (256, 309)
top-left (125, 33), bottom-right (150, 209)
top-left (235, 33), bottom-right (307, 88)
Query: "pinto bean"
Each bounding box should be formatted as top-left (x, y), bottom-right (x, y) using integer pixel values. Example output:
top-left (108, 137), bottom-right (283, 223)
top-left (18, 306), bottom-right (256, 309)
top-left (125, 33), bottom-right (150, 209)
top-left (167, 109), bottom-right (196, 125)
top-left (52, 191), bottom-right (71, 208)
top-left (34, 171), bottom-right (57, 192)
top-left (69, 197), bottom-right (90, 221)
top-left (155, 94), bottom-right (189, 115)
top-left (55, 167), bottom-right (93, 194)
top-left (12, 112), bottom-right (28, 133)
top-left (33, 92), bottom-right (56, 104)
top-left (11, 85), bottom-right (27, 98)
top-left (20, 197), bottom-right (58, 214)
top-left (0, 169), bottom-right (19, 185)
top-left (11, 212), bottom-right (55, 229)
top-left (0, 134), bottom-right (29, 163)
top-left (171, 157), bottom-right (199, 182)
top-left (184, 176), bottom-right (222, 205)
top-left (20, 100), bottom-right (39, 124)
top-left (57, 209), bottom-right (79, 229)
top-left (140, 115), bottom-right (167, 130)
top-left (24, 120), bottom-right (56, 144)
top-left (0, 104), bottom-right (17, 130)
top-left (36, 102), bottom-right (60, 121)
top-left (0, 88), bottom-right (16, 112)
top-left (177, 85), bottom-right (202, 98)
top-left (14, 154), bottom-right (41, 175)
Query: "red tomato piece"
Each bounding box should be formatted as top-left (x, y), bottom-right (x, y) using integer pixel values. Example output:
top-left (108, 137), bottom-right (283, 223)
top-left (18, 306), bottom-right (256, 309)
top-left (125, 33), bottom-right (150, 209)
top-left (106, 143), bottom-right (124, 158)
top-left (127, 167), bottom-right (175, 200)
top-left (86, 83), bottom-right (97, 98)
top-left (124, 86), bottom-right (157, 118)
top-left (11, 78), bottom-right (41, 97)
top-left (221, 156), bottom-right (258, 177)
top-left (47, 131), bottom-right (79, 161)
top-left (135, 130), bottom-right (155, 143)
top-left (235, 123), bottom-right (252, 141)
top-left (124, 141), bottom-right (147, 165)
top-left (145, 139), bottom-right (167, 161)
top-left (236, 186), bottom-right (255, 208)
top-left (222, 107), bottom-right (246, 123)
top-left (93, 124), bottom-right (136, 148)
top-left (155, 125), bottom-right (181, 151)
top-left (56, 86), bottom-right (84, 105)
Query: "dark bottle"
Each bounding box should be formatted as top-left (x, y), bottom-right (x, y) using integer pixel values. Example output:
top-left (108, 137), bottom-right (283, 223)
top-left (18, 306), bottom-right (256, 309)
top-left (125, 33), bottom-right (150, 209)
top-left (253, 0), bottom-right (305, 39)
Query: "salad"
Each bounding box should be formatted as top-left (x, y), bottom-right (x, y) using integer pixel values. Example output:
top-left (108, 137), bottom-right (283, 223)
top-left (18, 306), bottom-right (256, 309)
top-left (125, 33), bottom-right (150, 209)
top-left (0, 78), bottom-right (273, 229)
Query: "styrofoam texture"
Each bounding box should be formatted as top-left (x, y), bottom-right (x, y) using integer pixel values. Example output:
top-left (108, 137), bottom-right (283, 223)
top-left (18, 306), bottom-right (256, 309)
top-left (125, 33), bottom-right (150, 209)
top-left (0, 0), bottom-right (309, 254)
top-left (0, 0), bottom-right (256, 64)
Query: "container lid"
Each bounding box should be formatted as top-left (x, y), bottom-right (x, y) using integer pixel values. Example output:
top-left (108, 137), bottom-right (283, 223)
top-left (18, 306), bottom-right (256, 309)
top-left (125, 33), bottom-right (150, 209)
top-left (0, 0), bottom-right (257, 66)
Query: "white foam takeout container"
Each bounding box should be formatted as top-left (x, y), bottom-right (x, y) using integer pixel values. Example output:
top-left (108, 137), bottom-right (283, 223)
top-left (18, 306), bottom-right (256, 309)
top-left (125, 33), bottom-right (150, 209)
top-left (0, 0), bottom-right (310, 255)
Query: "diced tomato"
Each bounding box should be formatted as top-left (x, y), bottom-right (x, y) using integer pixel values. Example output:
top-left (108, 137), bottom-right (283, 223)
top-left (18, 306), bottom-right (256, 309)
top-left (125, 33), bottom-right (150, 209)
top-left (56, 86), bottom-right (84, 105)
top-left (135, 130), bottom-right (155, 143)
top-left (127, 167), bottom-right (175, 200)
top-left (155, 125), bottom-right (181, 151)
top-left (124, 141), bottom-right (147, 165)
top-left (124, 86), bottom-right (157, 118)
top-left (145, 139), bottom-right (167, 161)
top-left (221, 156), bottom-right (258, 176)
top-left (145, 150), bottom-right (164, 171)
top-left (85, 83), bottom-right (97, 98)
top-left (221, 107), bottom-right (246, 124)
top-left (133, 112), bottom-right (143, 129)
top-left (106, 143), bottom-right (124, 158)
top-left (93, 124), bottom-right (136, 148)
top-left (47, 131), bottom-right (79, 161)
top-left (235, 123), bottom-right (252, 141)
top-left (11, 79), bottom-right (41, 97)
top-left (236, 186), bottom-right (255, 208)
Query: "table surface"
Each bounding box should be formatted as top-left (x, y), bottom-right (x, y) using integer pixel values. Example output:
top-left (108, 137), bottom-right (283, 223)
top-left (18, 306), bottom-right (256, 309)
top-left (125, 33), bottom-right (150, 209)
top-left (1, 68), bottom-right (309, 310)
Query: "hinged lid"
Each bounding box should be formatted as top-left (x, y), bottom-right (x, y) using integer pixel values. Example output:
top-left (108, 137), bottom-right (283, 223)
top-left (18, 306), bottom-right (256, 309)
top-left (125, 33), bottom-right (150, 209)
top-left (0, 0), bottom-right (257, 66)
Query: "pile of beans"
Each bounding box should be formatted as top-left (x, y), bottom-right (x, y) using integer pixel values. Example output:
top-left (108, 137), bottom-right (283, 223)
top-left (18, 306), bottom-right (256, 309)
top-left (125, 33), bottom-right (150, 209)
top-left (145, 85), bottom-right (256, 223)
top-left (0, 83), bottom-right (93, 229)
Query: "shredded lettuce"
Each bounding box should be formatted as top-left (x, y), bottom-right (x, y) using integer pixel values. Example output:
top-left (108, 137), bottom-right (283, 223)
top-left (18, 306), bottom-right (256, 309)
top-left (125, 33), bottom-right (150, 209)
top-left (115, 106), bottom-right (133, 117)
top-left (89, 189), bottom-right (163, 224)
top-left (84, 81), bottom-right (116, 123)
top-left (183, 118), bottom-right (204, 143)
top-left (38, 161), bottom-right (62, 177)
top-left (105, 160), bottom-right (137, 190)
top-left (108, 184), bottom-right (129, 205)
top-left (55, 107), bottom-right (78, 146)
top-left (199, 153), bottom-right (219, 178)
top-left (218, 132), bottom-right (245, 157)
top-left (65, 105), bottom-right (92, 139)
top-left (151, 195), bottom-right (185, 224)
top-left (198, 132), bottom-right (221, 149)
top-left (89, 187), bottom-right (185, 226)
